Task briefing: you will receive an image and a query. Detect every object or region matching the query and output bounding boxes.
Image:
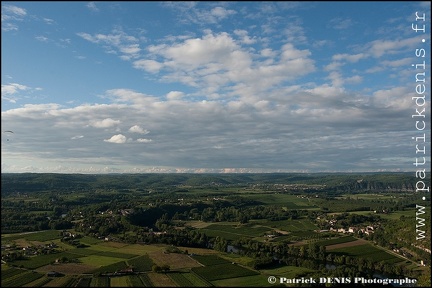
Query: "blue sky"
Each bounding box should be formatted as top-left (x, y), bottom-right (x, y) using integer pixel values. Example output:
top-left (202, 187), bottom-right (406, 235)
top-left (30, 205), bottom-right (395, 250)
top-left (1, 1), bottom-right (431, 173)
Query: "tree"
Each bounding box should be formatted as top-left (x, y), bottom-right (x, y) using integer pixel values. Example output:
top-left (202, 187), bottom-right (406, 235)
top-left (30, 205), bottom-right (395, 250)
top-left (161, 264), bottom-right (170, 273)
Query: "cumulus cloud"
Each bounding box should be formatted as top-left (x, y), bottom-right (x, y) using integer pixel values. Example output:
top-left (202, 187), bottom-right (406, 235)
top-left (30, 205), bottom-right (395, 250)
top-left (367, 36), bottom-right (423, 58)
top-left (133, 59), bottom-right (163, 73)
top-left (234, 29), bottom-right (257, 44)
top-left (166, 91), bottom-right (184, 100)
top-left (1, 83), bottom-right (29, 95)
top-left (1, 81), bottom-right (425, 173)
top-left (104, 134), bottom-right (128, 144)
top-left (90, 118), bottom-right (121, 128)
top-left (1, 83), bottom-right (40, 103)
top-left (3, 2), bottom-right (428, 173)
top-left (129, 125), bottom-right (149, 134)
top-left (137, 31), bottom-right (315, 102)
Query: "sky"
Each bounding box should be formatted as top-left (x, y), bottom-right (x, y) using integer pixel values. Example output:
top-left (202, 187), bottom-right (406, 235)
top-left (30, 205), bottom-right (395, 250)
top-left (1, 1), bottom-right (431, 174)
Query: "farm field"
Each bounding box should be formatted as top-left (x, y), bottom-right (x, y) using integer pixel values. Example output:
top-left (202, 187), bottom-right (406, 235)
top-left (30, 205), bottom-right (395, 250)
top-left (260, 265), bottom-right (316, 279)
top-left (329, 244), bottom-right (406, 264)
top-left (348, 209), bottom-right (418, 220)
top-left (200, 224), bottom-right (271, 241)
top-left (239, 193), bottom-right (318, 209)
top-left (1, 227), bottom-right (423, 287)
top-left (251, 218), bottom-right (319, 232)
top-left (35, 263), bottom-right (96, 274)
top-left (2, 173), bottom-right (430, 287)
top-left (79, 255), bottom-right (126, 267)
top-left (148, 250), bottom-right (202, 270)
top-left (147, 272), bottom-right (177, 287)
top-left (192, 263), bottom-right (259, 281)
top-left (314, 236), bottom-right (358, 246)
top-left (212, 274), bottom-right (274, 287)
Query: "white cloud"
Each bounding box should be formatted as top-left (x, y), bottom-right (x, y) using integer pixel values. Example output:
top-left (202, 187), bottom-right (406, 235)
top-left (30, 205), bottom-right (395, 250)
top-left (90, 118), bottom-right (121, 128)
top-left (165, 3), bottom-right (237, 25)
top-left (166, 91), bottom-right (184, 100)
top-left (137, 31), bottom-right (315, 101)
top-left (104, 134), bottom-right (128, 144)
top-left (329, 17), bottom-right (353, 30)
top-left (234, 29), bottom-right (257, 44)
top-left (381, 57), bottom-right (412, 67)
top-left (333, 53), bottom-right (366, 63)
top-left (1, 83), bottom-right (29, 95)
top-left (77, 29), bottom-right (141, 61)
top-left (210, 7), bottom-right (237, 19)
top-left (345, 75), bottom-right (363, 84)
top-left (2, 4), bottom-right (27, 18)
top-left (86, 2), bottom-right (99, 12)
top-left (71, 135), bottom-right (84, 140)
top-left (43, 18), bottom-right (54, 25)
top-left (120, 44), bottom-right (141, 55)
top-left (163, 32), bottom-right (239, 68)
top-left (129, 125), bottom-right (149, 134)
top-left (324, 61), bottom-right (343, 71)
top-left (367, 36), bottom-right (422, 57)
top-left (136, 138), bottom-right (152, 143)
top-left (2, 2), bottom-right (425, 173)
top-left (133, 59), bottom-right (163, 73)
top-left (1, 80), bottom-right (421, 173)
top-left (371, 87), bottom-right (412, 110)
top-left (35, 35), bottom-right (49, 42)
top-left (1, 4), bottom-right (27, 31)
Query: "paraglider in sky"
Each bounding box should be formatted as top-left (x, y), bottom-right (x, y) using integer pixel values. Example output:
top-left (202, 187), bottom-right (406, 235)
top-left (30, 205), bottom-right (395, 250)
top-left (3, 130), bottom-right (14, 141)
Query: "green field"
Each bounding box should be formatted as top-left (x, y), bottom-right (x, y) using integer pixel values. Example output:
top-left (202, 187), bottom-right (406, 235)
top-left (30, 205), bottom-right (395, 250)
top-left (349, 209), bottom-right (418, 220)
top-left (330, 244), bottom-right (405, 263)
top-left (1, 270), bottom-right (44, 287)
top-left (337, 193), bottom-right (400, 200)
top-left (1, 230), bottom-right (61, 242)
top-left (218, 253), bottom-right (256, 267)
top-left (68, 248), bottom-right (101, 256)
top-left (127, 254), bottom-right (154, 271)
top-left (200, 224), bottom-right (272, 240)
top-left (110, 276), bottom-right (130, 287)
top-left (261, 265), bottom-right (316, 278)
top-left (93, 260), bottom-right (129, 274)
top-left (192, 263), bottom-right (259, 281)
top-left (314, 236), bottom-right (357, 246)
top-left (89, 276), bottom-right (110, 287)
top-left (191, 254), bottom-right (231, 266)
top-left (168, 272), bottom-right (196, 287)
top-left (80, 236), bottom-right (103, 245)
top-left (79, 255), bottom-right (126, 267)
top-left (251, 218), bottom-right (318, 232)
top-left (212, 274), bottom-right (274, 287)
top-left (240, 193), bottom-right (318, 209)
top-left (12, 252), bottom-right (83, 269)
